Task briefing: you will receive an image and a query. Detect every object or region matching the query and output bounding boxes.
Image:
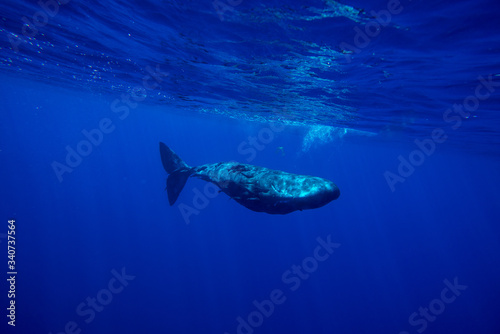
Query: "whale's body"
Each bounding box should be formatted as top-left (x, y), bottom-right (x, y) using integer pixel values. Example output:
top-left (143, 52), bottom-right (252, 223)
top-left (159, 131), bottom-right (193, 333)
top-left (159, 142), bottom-right (340, 214)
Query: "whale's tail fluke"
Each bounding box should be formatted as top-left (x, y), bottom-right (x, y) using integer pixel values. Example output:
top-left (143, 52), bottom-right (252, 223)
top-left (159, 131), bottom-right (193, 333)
top-left (159, 142), bottom-right (194, 205)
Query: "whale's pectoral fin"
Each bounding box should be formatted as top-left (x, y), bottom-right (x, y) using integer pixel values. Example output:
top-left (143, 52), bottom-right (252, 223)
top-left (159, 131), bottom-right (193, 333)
top-left (159, 142), bottom-right (194, 205)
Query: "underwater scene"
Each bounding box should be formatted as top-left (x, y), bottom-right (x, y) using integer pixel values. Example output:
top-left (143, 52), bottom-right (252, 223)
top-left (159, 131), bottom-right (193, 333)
top-left (1, 0), bottom-right (500, 333)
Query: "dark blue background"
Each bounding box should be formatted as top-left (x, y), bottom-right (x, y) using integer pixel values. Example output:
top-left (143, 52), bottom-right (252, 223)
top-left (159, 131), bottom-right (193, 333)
top-left (1, 75), bottom-right (499, 334)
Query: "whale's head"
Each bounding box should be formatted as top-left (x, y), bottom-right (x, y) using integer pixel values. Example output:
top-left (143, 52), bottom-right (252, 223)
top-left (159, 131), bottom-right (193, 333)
top-left (321, 180), bottom-right (341, 203)
top-left (299, 178), bottom-right (340, 210)
top-left (271, 175), bottom-right (340, 214)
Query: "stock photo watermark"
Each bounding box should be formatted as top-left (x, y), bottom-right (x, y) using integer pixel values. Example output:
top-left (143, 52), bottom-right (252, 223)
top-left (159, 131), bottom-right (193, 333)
top-left (51, 65), bottom-right (168, 183)
top-left (177, 182), bottom-right (227, 225)
top-left (48, 267), bottom-right (135, 334)
top-left (385, 73), bottom-right (500, 192)
top-left (212, 0), bottom-right (243, 21)
top-left (6, 219), bottom-right (16, 327)
top-left (176, 121), bottom-right (285, 224)
top-left (237, 123), bottom-right (285, 162)
top-left (399, 277), bottom-right (467, 334)
top-left (339, 0), bottom-right (405, 63)
top-left (7, 0), bottom-right (71, 52)
top-left (224, 235), bottom-right (340, 334)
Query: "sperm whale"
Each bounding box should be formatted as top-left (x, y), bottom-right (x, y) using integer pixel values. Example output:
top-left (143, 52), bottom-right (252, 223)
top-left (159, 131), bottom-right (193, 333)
top-left (159, 142), bottom-right (340, 214)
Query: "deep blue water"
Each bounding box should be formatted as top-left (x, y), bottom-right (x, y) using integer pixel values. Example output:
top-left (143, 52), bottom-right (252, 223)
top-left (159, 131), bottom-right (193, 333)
top-left (1, 0), bottom-right (500, 333)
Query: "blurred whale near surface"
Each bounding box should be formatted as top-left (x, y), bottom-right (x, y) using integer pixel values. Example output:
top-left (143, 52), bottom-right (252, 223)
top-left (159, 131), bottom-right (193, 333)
top-left (159, 142), bottom-right (340, 214)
